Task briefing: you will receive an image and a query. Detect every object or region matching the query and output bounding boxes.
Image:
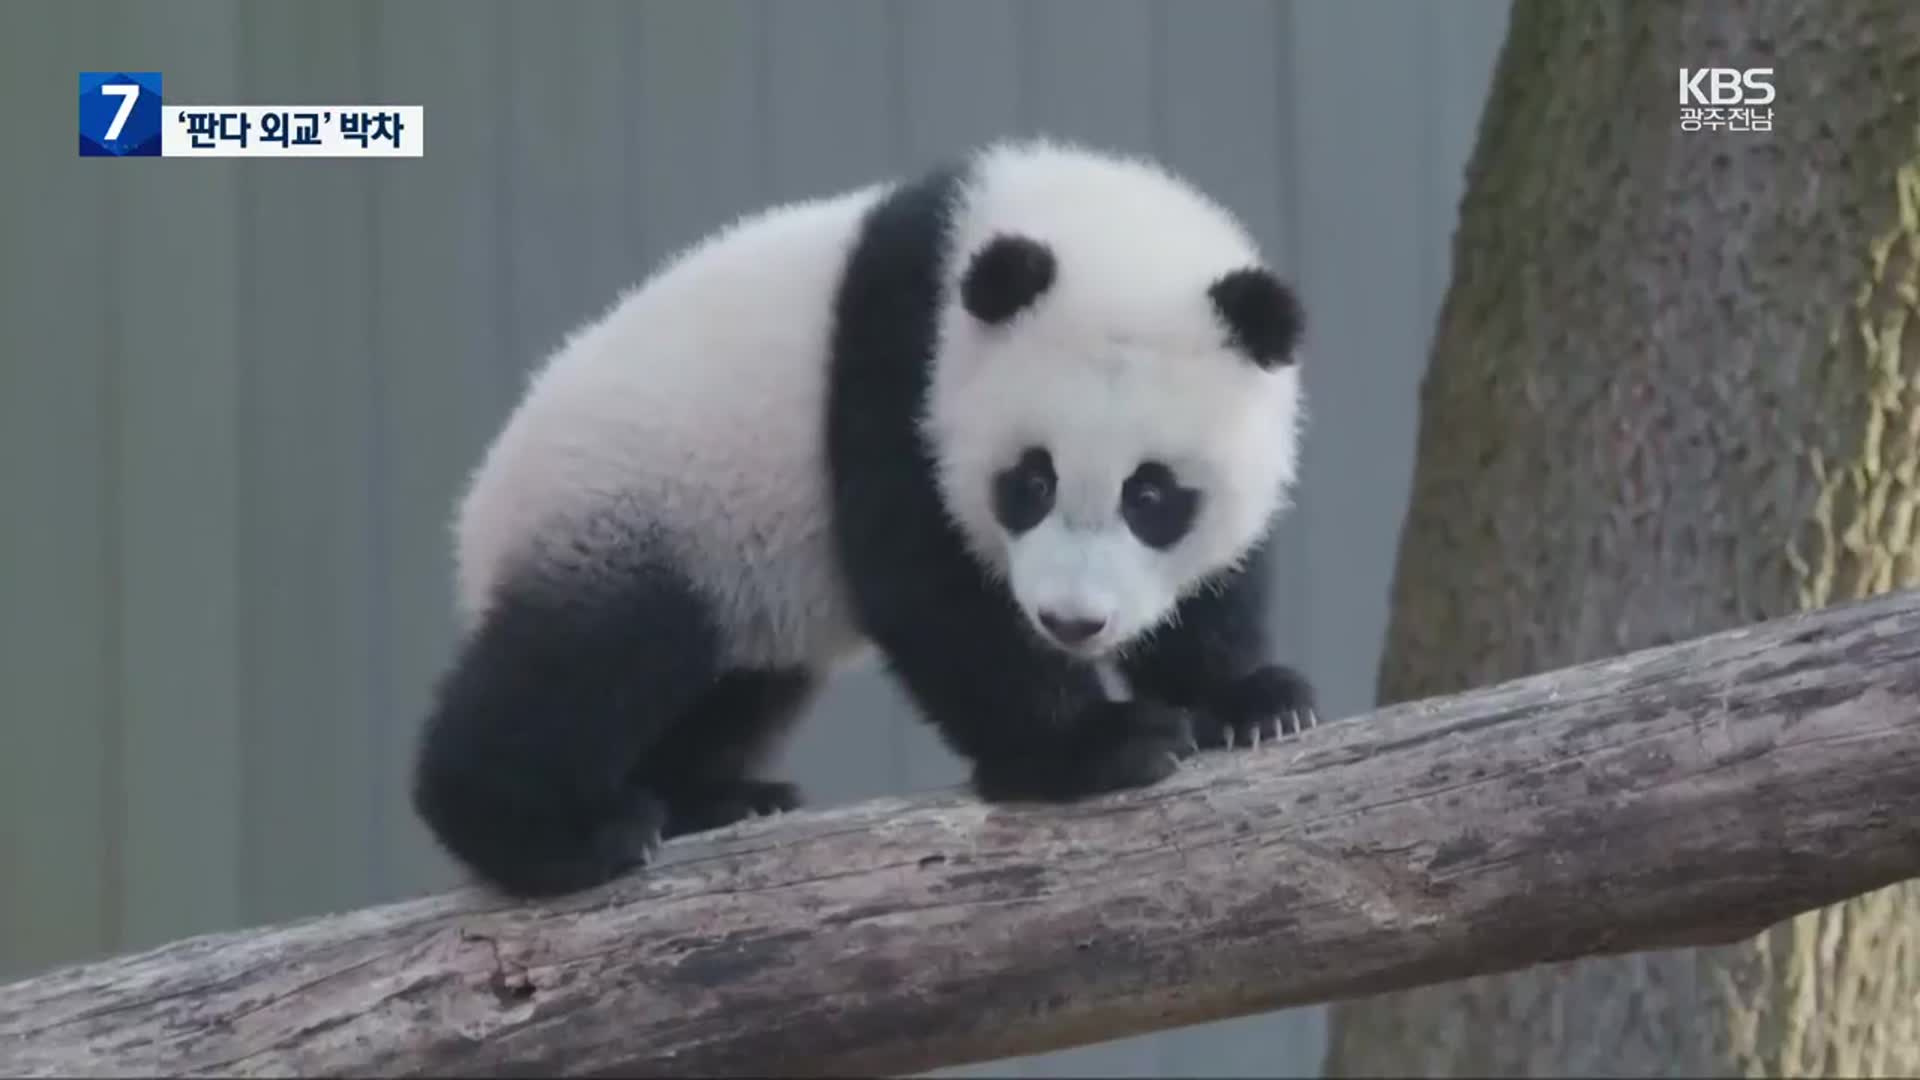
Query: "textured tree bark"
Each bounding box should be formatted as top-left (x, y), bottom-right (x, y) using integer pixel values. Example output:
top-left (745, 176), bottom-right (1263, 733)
top-left (1324, 0), bottom-right (1920, 1076)
top-left (3, 592), bottom-right (1920, 1078)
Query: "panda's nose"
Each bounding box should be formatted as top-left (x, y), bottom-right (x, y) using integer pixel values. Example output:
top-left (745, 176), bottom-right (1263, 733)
top-left (1038, 610), bottom-right (1108, 646)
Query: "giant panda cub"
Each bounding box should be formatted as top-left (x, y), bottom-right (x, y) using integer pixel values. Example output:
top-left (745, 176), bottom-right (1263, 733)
top-left (413, 137), bottom-right (1319, 900)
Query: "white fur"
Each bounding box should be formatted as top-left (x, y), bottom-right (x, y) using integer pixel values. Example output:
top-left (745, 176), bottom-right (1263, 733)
top-left (924, 139), bottom-right (1305, 657)
top-left (453, 137), bottom-right (1303, 678)
top-left (454, 183), bottom-right (889, 672)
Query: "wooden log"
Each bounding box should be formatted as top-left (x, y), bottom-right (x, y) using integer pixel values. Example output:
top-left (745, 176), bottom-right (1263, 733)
top-left (5, 589), bottom-right (1920, 1078)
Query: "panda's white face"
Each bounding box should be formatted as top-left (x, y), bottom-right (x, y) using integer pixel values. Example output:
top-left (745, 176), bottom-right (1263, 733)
top-left (922, 138), bottom-right (1307, 660)
top-left (927, 325), bottom-right (1304, 660)
top-left (929, 341), bottom-right (1301, 659)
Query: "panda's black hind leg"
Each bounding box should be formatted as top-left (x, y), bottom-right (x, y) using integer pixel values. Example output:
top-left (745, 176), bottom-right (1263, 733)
top-left (409, 555), bottom-right (723, 900)
top-left (636, 666), bottom-right (817, 840)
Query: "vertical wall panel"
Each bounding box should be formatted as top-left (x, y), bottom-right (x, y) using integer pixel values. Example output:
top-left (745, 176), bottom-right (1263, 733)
top-left (1019, 0), bottom-right (1160, 152)
top-left (502, 0), bottom-right (636, 374)
top-left (235, 0), bottom-right (382, 926)
top-left (0, 0), bottom-right (117, 979)
top-left (109, 0), bottom-right (246, 956)
top-left (761, 0), bottom-right (900, 198)
top-left (897, 0), bottom-right (1023, 166)
top-left (757, 0), bottom-right (909, 807)
top-left (366, 0), bottom-right (514, 901)
top-left (633, 0), bottom-right (769, 262)
top-left (1159, 1), bottom-right (1294, 261)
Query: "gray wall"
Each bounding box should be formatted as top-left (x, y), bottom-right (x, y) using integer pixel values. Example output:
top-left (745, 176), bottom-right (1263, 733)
top-left (0, 1), bottom-right (1509, 1074)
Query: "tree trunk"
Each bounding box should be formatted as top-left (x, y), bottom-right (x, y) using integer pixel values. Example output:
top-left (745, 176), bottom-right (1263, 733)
top-left (1323, 1), bottom-right (1920, 1076)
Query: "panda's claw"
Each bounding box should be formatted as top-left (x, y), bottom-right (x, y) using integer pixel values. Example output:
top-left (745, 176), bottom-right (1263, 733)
top-left (1243, 665), bottom-right (1319, 741)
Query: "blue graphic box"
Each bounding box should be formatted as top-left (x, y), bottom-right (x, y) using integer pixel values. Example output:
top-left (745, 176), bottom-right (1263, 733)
top-left (79, 72), bottom-right (163, 157)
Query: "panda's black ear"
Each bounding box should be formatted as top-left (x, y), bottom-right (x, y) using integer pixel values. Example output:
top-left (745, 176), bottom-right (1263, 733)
top-left (1209, 267), bottom-right (1303, 369)
top-left (961, 234), bottom-right (1056, 325)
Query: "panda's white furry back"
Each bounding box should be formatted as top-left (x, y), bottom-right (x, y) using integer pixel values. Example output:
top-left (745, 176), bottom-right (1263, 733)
top-left (415, 138), bottom-right (1320, 900)
top-left (452, 180), bottom-right (888, 672)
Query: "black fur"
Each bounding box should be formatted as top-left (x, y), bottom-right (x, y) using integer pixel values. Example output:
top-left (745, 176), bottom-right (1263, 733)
top-left (410, 534), bottom-right (810, 899)
top-left (1119, 534), bottom-right (1318, 747)
top-left (824, 163), bottom-right (1309, 804)
top-left (1209, 267), bottom-right (1304, 368)
top-left (646, 668), bottom-right (812, 838)
top-left (960, 233), bottom-right (1056, 325)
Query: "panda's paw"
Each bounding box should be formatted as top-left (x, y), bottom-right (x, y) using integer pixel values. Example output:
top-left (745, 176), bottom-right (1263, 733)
top-left (662, 778), bottom-right (803, 839)
top-left (1069, 699), bottom-right (1200, 792)
top-left (969, 700), bottom-right (1196, 803)
top-left (1192, 664), bottom-right (1319, 751)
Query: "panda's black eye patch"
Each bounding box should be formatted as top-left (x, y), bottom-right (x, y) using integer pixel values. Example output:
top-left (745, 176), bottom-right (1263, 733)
top-left (992, 447), bottom-right (1055, 534)
top-left (1121, 462), bottom-right (1199, 549)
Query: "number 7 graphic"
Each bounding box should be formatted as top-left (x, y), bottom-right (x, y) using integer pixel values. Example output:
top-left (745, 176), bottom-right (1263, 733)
top-left (100, 83), bottom-right (140, 141)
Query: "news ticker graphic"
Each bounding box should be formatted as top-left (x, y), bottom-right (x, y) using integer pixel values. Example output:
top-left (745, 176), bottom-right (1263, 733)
top-left (80, 71), bottom-right (424, 158)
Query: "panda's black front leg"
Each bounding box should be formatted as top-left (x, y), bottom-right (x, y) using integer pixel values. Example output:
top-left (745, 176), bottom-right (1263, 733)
top-left (966, 691), bottom-right (1201, 802)
top-left (1120, 553), bottom-right (1320, 751)
top-left (934, 636), bottom-right (1203, 803)
top-left (859, 573), bottom-right (1200, 802)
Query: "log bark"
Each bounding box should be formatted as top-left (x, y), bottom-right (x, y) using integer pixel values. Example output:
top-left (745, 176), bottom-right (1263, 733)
top-left (3, 593), bottom-right (1920, 1078)
top-left (1324, 0), bottom-right (1920, 1075)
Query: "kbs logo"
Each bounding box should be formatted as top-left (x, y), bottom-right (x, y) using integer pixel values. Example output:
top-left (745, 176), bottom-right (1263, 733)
top-left (1679, 67), bottom-right (1775, 105)
top-left (1678, 68), bottom-right (1774, 133)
